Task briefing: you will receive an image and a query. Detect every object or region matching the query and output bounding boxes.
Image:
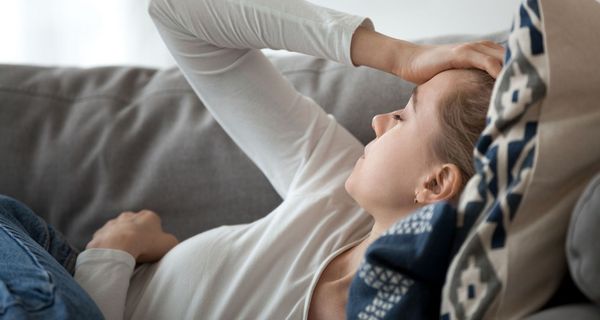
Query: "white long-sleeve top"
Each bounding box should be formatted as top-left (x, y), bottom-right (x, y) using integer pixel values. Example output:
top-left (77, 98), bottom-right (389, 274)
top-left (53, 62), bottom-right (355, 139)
top-left (74, 0), bottom-right (375, 319)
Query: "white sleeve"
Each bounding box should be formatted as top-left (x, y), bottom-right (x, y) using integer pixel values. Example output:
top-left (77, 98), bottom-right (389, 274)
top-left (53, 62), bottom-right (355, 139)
top-left (74, 249), bottom-right (136, 320)
top-left (148, 0), bottom-right (373, 198)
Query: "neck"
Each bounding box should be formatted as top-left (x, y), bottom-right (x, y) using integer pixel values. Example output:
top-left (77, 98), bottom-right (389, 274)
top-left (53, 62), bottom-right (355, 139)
top-left (337, 205), bottom-right (417, 284)
top-left (337, 208), bottom-right (415, 287)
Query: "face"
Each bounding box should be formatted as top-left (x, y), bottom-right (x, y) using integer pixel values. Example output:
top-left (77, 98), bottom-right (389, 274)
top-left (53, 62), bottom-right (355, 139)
top-left (345, 70), bottom-right (464, 220)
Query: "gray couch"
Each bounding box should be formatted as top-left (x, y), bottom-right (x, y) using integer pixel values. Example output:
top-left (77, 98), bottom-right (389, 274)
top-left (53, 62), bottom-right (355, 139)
top-left (0, 31), bottom-right (598, 318)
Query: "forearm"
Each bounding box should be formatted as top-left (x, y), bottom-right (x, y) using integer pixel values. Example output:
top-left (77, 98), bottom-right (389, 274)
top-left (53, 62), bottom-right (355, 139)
top-left (74, 249), bottom-right (135, 320)
top-left (149, 0), bottom-right (374, 66)
top-left (350, 26), bottom-right (415, 75)
top-left (350, 26), bottom-right (506, 83)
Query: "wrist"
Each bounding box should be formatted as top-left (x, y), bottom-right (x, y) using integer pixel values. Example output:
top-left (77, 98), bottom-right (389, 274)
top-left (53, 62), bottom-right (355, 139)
top-left (389, 40), bottom-right (419, 78)
top-left (350, 27), bottom-right (414, 75)
top-left (86, 233), bottom-right (140, 259)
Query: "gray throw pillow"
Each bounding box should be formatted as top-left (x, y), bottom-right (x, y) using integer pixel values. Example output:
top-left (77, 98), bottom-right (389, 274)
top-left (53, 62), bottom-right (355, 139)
top-left (567, 172), bottom-right (600, 304)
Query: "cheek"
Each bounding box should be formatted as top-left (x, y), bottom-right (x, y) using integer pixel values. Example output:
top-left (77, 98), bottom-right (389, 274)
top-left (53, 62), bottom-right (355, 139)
top-left (346, 132), bottom-right (431, 200)
top-left (346, 118), bottom-right (435, 201)
top-left (345, 159), bottom-right (413, 213)
top-left (345, 152), bottom-right (411, 206)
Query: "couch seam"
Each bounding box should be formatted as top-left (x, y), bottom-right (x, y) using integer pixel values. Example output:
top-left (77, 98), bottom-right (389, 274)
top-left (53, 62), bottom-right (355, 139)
top-left (0, 64), bottom-right (348, 103)
top-left (0, 86), bottom-right (196, 106)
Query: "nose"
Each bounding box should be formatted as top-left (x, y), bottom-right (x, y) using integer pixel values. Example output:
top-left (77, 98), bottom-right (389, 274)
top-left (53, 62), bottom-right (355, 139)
top-left (371, 112), bottom-right (394, 138)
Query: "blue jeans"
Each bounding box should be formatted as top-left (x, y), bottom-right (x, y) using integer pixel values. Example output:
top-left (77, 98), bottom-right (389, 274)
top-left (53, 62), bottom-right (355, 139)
top-left (0, 195), bottom-right (103, 319)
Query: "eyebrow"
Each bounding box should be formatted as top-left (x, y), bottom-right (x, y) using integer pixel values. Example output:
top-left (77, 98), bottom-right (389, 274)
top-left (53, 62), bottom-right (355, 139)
top-left (411, 86), bottom-right (419, 114)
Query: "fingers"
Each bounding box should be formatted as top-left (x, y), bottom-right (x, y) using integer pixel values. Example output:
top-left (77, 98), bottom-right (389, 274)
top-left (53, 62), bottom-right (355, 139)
top-left (451, 42), bottom-right (504, 78)
top-left (474, 41), bottom-right (505, 62)
top-left (119, 211), bottom-right (136, 219)
top-left (478, 40), bottom-right (504, 50)
top-left (117, 209), bottom-right (161, 222)
top-left (476, 52), bottom-right (503, 79)
top-left (138, 209), bottom-right (161, 223)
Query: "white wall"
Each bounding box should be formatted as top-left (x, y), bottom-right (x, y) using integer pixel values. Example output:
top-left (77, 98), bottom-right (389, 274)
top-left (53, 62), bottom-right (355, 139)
top-left (0, 0), bottom-right (520, 68)
top-left (0, 0), bottom-right (173, 67)
top-left (311, 0), bottom-right (519, 40)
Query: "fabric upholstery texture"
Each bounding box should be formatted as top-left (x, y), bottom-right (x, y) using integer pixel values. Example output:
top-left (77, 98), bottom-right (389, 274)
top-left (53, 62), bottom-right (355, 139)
top-left (525, 304), bottom-right (600, 320)
top-left (568, 173), bottom-right (600, 304)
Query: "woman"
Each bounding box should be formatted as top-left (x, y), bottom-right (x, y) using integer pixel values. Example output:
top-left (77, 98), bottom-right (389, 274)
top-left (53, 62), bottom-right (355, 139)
top-left (0, 0), bottom-right (503, 319)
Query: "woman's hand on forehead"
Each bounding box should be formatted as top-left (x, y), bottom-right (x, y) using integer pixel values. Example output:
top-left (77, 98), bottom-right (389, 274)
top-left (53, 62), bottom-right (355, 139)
top-left (350, 26), bottom-right (505, 85)
top-left (394, 41), bottom-right (506, 84)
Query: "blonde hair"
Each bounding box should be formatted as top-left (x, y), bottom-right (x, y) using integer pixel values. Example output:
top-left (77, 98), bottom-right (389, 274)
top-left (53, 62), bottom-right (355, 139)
top-left (432, 69), bottom-right (495, 189)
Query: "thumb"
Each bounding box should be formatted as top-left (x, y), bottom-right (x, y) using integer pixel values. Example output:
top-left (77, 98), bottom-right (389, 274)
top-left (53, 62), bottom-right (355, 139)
top-left (138, 233), bottom-right (180, 263)
top-left (158, 233), bottom-right (180, 254)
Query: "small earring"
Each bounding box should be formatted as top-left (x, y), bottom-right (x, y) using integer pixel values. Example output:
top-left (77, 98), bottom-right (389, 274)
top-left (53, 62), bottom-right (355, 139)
top-left (414, 191), bottom-right (419, 204)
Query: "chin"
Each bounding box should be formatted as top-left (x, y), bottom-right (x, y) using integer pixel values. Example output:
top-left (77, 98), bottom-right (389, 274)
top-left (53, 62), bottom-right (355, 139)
top-left (344, 160), bottom-right (361, 194)
top-left (344, 174), bottom-right (363, 204)
top-left (344, 175), bottom-right (354, 198)
top-left (344, 174), bottom-right (370, 212)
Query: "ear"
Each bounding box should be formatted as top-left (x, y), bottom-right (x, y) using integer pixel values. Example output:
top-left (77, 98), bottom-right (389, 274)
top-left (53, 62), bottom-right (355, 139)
top-left (416, 164), bottom-right (463, 204)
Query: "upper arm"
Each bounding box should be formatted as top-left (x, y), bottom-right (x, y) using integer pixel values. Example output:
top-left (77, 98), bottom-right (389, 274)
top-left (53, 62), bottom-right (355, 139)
top-left (149, 3), bottom-right (336, 198)
top-left (148, 0), bottom-right (368, 197)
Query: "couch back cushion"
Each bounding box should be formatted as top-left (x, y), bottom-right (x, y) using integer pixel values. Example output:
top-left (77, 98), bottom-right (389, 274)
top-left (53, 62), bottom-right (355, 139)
top-left (0, 60), bottom-right (411, 250)
top-left (568, 173), bottom-right (600, 304)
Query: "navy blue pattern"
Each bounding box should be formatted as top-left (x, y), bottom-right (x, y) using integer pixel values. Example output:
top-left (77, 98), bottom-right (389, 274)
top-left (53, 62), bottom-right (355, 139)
top-left (346, 204), bottom-right (457, 319)
top-left (443, 0), bottom-right (548, 317)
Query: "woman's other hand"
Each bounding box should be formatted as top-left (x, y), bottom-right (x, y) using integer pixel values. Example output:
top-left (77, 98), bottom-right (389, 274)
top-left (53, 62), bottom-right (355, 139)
top-left (350, 26), bottom-right (505, 84)
top-left (86, 210), bottom-right (179, 263)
